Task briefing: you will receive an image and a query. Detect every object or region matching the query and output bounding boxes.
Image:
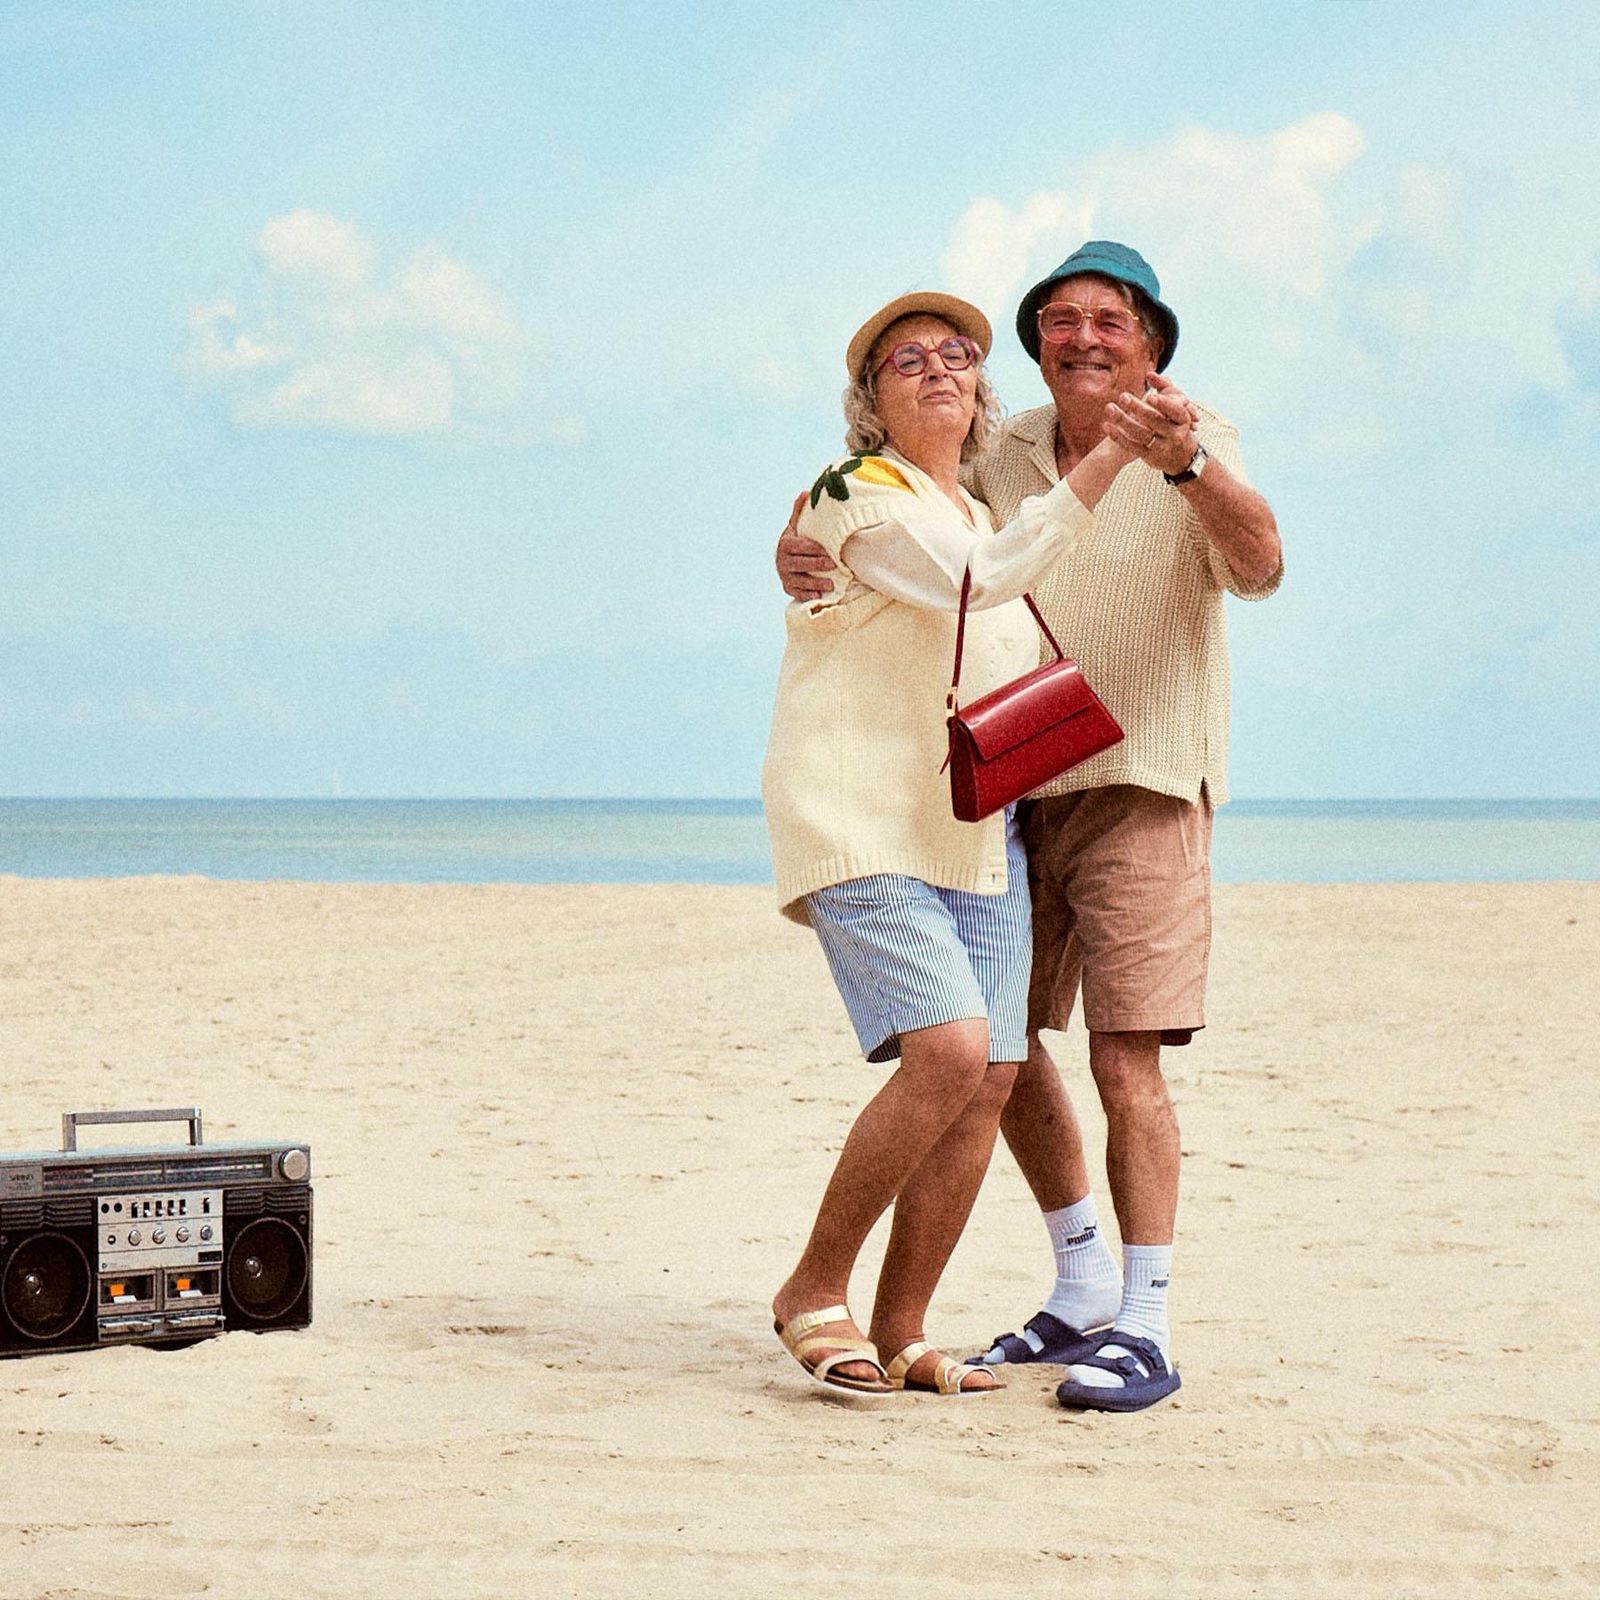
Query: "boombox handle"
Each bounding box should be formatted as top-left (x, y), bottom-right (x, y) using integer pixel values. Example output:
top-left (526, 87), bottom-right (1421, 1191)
top-left (61, 1107), bottom-right (204, 1152)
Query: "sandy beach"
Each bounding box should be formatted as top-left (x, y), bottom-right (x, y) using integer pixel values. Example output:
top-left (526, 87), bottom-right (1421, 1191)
top-left (1, 876), bottom-right (1596, 1599)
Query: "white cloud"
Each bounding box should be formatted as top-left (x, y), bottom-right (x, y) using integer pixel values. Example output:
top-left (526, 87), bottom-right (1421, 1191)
top-left (942, 193), bottom-right (1097, 318)
top-left (938, 112), bottom-right (1600, 448)
top-left (186, 300), bottom-right (282, 371)
top-left (187, 212), bottom-right (580, 443)
top-left (256, 209), bottom-right (374, 285)
top-left (944, 113), bottom-right (1374, 320)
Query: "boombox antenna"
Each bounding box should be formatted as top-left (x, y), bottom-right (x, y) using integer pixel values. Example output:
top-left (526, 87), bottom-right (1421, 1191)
top-left (60, 1107), bottom-right (204, 1151)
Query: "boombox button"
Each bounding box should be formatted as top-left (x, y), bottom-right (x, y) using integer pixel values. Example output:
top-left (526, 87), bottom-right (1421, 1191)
top-left (175, 1226), bottom-right (190, 1243)
top-left (128, 1229), bottom-right (142, 1246)
top-left (151, 1227), bottom-right (166, 1244)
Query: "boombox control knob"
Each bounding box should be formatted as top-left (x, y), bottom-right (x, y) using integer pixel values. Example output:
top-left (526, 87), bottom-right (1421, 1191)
top-left (152, 1227), bottom-right (166, 1244)
top-left (175, 1226), bottom-right (190, 1243)
top-left (199, 1225), bottom-right (214, 1242)
top-left (128, 1229), bottom-right (142, 1246)
top-left (280, 1149), bottom-right (310, 1183)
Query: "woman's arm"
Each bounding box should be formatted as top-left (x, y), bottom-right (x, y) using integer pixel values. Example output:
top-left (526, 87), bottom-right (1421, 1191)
top-left (841, 436), bottom-right (1134, 611)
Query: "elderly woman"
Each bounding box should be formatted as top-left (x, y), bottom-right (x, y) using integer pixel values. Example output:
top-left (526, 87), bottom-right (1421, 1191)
top-left (763, 292), bottom-right (1133, 1395)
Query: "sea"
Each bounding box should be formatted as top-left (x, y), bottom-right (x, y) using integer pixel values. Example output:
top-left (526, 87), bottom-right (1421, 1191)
top-left (1, 798), bottom-right (1598, 884)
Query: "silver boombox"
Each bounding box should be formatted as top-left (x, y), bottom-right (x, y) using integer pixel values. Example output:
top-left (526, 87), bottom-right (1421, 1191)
top-left (0, 1108), bottom-right (312, 1357)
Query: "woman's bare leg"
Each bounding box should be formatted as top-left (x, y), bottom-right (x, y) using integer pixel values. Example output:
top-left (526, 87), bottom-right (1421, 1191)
top-left (773, 1018), bottom-right (990, 1381)
top-left (869, 1059), bottom-right (1019, 1388)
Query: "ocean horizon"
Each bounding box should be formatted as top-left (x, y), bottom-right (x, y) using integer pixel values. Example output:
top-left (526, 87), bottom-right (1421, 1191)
top-left (2, 796), bottom-right (1598, 885)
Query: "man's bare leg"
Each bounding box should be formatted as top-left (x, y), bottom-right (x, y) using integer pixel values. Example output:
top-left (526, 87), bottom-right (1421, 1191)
top-left (971, 1033), bottom-right (1121, 1365)
top-left (1057, 1029), bottom-right (1181, 1410)
top-left (999, 1034), bottom-right (1092, 1209)
top-left (1088, 1029), bottom-right (1179, 1244)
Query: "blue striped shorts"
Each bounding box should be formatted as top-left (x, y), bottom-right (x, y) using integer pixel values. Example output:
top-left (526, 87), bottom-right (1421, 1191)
top-left (802, 808), bottom-right (1032, 1064)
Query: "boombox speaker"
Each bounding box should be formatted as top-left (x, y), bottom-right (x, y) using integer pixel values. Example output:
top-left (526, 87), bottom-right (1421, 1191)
top-left (0, 1107), bottom-right (312, 1358)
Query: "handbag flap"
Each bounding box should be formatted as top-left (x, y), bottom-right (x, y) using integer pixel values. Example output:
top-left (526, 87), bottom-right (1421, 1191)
top-left (955, 660), bottom-right (1102, 761)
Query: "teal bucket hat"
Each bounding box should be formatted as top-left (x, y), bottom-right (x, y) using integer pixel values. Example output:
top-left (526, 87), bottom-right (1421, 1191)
top-left (1015, 240), bottom-right (1179, 371)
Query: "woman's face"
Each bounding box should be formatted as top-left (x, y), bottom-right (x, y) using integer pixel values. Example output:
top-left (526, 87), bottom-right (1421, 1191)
top-left (867, 315), bottom-right (978, 449)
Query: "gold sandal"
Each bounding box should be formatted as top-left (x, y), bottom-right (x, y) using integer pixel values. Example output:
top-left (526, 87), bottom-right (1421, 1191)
top-left (774, 1305), bottom-right (895, 1396)
top-left (884, 1340), bottom-right (1002, 1395)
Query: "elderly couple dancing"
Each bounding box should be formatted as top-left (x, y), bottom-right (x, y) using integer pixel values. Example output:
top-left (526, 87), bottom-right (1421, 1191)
top-left (761, 241), bottom-right (1283, 1410)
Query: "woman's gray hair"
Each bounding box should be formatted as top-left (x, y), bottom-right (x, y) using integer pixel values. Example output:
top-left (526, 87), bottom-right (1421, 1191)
top-left (842, 361), bottom-right (1004, 462)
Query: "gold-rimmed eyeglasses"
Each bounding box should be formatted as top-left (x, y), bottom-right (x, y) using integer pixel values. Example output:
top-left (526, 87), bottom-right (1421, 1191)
top-left (1036, 303), bottom-right (1141, 344)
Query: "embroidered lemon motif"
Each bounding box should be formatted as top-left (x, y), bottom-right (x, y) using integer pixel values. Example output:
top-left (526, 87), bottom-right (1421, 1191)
top-left (851, 457), bottom-right (911, 491)
top-left (808, 454), bottom-right (912, 507)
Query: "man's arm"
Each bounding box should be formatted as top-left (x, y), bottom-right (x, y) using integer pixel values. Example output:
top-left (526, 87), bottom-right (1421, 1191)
top-left (777, 491), bottom-right (836, 601)
top-left (1104, 374), bottom-right (1282, 591)
top-left (777, 437), bottom-right (1136, 604)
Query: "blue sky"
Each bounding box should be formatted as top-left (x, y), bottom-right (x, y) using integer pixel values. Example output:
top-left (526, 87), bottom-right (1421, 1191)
top-left (4, 0), bottom-right (1597, 798)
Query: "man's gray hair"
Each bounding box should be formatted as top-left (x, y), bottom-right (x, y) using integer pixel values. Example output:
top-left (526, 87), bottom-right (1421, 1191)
top-left (841, 366), bottom-right (1003, 462)
top-left (1120, 283), bottom-right (1167, 367)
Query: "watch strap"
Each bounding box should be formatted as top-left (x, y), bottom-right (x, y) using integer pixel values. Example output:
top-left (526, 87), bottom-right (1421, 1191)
top-left (1164, 441), bottom-right (1208, 485)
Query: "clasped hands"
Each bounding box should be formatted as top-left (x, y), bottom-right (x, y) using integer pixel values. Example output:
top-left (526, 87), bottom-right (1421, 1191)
top-left (1102, 371), bottom-right (1201, 479)
top-left (774, 372), bottom-right (1205, 602)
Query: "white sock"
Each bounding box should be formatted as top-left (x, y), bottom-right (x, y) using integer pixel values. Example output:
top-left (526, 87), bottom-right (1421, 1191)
top-left (1068, 1243), bottom-right (1173, 1390)
top-left (1114, 1243), bottom-right (1172, 1349)
top-left (1040, 1195), bottom-right (1121, 1332)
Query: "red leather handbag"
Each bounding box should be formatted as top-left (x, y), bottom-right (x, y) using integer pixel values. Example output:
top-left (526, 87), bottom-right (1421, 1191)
top-left (944, 568), bottom-right (1124, 822)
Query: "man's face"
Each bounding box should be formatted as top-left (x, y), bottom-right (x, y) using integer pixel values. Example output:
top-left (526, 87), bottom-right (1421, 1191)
top-left (1037, 275), bottom-right (1158, 413)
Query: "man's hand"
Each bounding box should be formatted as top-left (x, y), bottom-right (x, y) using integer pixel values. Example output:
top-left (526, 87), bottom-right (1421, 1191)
top-left (1106, 374), bottom-right (1282, 585)
top-left (776, 491), bottom-right (837, 602)
top-left (1103, 372), bottom-right (1201, 479)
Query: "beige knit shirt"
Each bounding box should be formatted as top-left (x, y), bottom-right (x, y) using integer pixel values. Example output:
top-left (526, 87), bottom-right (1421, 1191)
top-left (763, 449), bottom-right (1094, 920)
top-left (965, 403), bottom-right (1281, 805)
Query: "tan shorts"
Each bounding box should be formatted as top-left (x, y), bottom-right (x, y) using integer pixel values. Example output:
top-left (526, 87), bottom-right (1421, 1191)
top-left (1022, 786), bottom-right (1213, 1045)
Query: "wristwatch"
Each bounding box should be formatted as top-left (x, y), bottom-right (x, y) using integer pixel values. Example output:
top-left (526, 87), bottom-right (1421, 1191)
top-left (1163, 441), bottom-right (1209, 485)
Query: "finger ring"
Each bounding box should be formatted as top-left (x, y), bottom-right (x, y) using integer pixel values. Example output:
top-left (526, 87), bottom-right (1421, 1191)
top-left (1144, 430), bottom-right (1158, 449)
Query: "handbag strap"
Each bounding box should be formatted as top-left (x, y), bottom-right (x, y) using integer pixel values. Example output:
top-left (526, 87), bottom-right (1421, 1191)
top-left (948, 567), bottom-right (1066, 712)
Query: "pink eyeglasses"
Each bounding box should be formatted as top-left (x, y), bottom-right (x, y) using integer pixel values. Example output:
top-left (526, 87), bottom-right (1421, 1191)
top-left (874, 336), bottom-right (982, 378)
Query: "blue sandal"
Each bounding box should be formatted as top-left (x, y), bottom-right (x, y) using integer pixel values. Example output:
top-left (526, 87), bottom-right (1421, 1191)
top-left (1055, 1333), bottom-right (1180, 1412)
top-left (966, 1310), bottom-right (1109, 1368)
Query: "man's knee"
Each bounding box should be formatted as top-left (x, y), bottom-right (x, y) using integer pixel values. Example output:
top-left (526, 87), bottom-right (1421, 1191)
top-left (1088, 1030), bottom-right (1168, 1109)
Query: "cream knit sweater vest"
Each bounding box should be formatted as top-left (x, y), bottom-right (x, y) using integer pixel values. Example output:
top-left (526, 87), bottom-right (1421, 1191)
top-left (762, 455), bottom-right (1042, 921)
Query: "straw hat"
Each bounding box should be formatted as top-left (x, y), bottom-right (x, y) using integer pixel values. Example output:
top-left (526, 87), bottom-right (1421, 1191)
top-left (845, 291), bottom-right (992, 381)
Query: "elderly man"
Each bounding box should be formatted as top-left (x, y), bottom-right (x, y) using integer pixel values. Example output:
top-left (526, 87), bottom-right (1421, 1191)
top-left (776, 241), bottom-right (1282, 1411)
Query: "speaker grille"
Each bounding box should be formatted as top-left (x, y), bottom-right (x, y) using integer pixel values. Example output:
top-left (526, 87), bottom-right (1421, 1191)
top-left (225, 1218), bottom-right (308, 1322)
top-left (220, 1185), bottom-right (312, 1335)
top-left (2, 1231), bottom-right (93, 1342)
top-left (265, 1184), bottom-right (311, 1214)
